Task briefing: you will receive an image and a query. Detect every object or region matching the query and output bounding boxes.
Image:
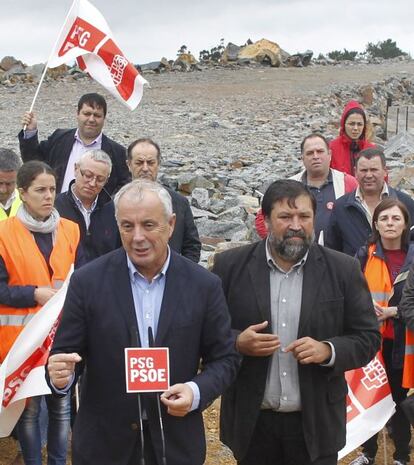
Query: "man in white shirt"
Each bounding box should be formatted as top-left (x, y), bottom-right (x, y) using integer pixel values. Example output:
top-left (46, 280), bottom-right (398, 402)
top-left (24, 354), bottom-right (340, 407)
top-left (18, 93), bottom-right (130, 194)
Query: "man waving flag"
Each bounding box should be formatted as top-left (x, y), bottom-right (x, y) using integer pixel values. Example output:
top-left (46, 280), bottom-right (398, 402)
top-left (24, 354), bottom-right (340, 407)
top-left (47, 0), bottom-right (147, 110)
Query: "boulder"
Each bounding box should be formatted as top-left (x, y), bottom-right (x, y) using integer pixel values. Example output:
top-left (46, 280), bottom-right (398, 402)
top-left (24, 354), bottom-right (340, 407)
top-left (221, 43), bottom-right (241, 63)
top-left (217, 206), bottom-right (247, 222)
top-left (25, 63), bottom-right (45, 78)
top-left (195, 218), bottom-right (249, 241)
top-left (177, 174), bottom-right (214, 194)
top-left (173, 53), bottom-right (198, 72)
top-left (191, 187), bottom-right (210, 210)
top-left (286, 50), bottom-right (313, 67)
top-left (3, 64), bottom-right (26, 77)
top-left (0, 56), bottom-right (23, 71)
top-left (385, 133), bottom-right (414, 160)
top-left (207, 241), bottom-right (250, 269)
top-left (360, 85), bottom-right (374, 106)
top-left (140, 57), bottom-right (171, 73)
top-left (47, 64), bottom-right (69, 79)
top-left (238, 39), bottom-right (282, 67)
top-left (191, 206), bottom-right (217, 219)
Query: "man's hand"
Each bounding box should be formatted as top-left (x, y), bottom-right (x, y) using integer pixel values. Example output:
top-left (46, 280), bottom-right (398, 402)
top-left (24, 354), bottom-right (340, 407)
top-left (34, 287), bottom-right (57, 306)
top-left (236, 320), bottom-right (280, 356)
top-left (160, 383), bottom-right (194, 417)
top-left (374, 303), bottom-right (397, 321)
top-left (48, 353), bottom-right (82, 389)
top-left (22, 111), bottom-right (37, 131)
top-left (284, 337), bottom-right (331, 365)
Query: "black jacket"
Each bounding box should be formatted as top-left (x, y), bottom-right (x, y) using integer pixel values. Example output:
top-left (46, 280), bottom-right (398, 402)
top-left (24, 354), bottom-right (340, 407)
top-left (55, 182), bottom-right (121, 263)
top-left (18, 128), bottom-right (130, 194)
top-left (166, 187), bottom-right (201, 263)
top-left (326, 186), bottom-right (414, 256)
top-left (212, 241), bottom-right (380, 461)
top-left (48, 248), bottom-right (239, 465)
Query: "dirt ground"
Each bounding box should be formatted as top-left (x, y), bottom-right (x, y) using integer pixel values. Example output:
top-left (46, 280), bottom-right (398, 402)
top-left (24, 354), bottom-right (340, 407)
top-left (0, 398), bottom-right (412, 465)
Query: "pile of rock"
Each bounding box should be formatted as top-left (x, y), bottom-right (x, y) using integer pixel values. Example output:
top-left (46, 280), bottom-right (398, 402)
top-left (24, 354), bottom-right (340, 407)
top-left (151, 74), bottom-right (414, 264)
top-left (0, 55), bottom-right (86, 87)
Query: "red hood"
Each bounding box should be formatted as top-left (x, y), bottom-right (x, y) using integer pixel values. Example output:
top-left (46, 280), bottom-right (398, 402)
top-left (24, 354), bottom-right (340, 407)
top-left (339, 100), bottom-right (367, 139)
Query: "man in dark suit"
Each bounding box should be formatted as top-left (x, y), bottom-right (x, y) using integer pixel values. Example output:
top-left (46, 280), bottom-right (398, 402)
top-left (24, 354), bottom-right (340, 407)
top-left (19, 93), bottom-right (130, 194)
top-left (46, 179), bottom-right (238, 465)
top-left (127, 137), bottom-right (201, 262)
top-left (55, 149), bottom-right (121, 263)
top-left (212, 179), bottom-right (381, 465)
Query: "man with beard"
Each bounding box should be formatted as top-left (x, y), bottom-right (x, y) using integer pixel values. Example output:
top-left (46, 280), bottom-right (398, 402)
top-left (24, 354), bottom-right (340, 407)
top-left (212, 179), bottom-right (380, 465)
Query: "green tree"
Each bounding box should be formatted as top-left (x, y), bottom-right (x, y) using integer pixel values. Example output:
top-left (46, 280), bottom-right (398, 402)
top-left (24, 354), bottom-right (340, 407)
top-left (365, 39), bottom-right (407, 59)
top-left (177, 45), bottom-right (188, 56)
top-left (199, 50), bottom-right (210, 61)
top-left (327, 49), bottom-right (358, 61)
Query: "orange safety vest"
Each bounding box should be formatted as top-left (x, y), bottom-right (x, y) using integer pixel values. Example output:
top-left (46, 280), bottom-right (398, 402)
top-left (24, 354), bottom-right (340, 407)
top-left (364, 243), bottom-right (414, 388)
top-left (0, 216), bottom-right (80, 362)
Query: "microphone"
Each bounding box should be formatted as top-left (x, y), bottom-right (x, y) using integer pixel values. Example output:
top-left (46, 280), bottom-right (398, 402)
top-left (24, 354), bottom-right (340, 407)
top-left (130, 327), bottom-right (145, 465)
top-left (148, 327), bottom-right (167, 465)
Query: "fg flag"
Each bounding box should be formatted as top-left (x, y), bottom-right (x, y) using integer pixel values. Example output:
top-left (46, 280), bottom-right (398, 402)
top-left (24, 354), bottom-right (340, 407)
top-left (48, 0), bottom-right (148, 110)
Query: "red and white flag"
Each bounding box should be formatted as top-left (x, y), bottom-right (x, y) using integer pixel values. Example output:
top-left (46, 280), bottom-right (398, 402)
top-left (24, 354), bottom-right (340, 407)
top-left (0, 272), bottom-right (72, 437)
top-left (339, 354), bottom-right (395, 459)
top-left (47, 0), bottom-right (148, 110)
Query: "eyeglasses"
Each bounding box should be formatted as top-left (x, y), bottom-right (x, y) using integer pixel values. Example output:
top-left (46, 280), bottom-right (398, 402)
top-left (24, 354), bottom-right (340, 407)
top-left (79, 168), bottom-right (108, 185)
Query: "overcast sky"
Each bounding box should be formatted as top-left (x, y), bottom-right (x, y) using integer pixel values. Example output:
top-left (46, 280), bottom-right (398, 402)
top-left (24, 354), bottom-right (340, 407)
top-left (1, 0), bottom-right (413, 65)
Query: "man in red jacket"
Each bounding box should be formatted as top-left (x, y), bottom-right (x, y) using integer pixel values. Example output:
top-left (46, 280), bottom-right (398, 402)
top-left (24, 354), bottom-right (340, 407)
top-left (329, 100), bottom-right (375, 176)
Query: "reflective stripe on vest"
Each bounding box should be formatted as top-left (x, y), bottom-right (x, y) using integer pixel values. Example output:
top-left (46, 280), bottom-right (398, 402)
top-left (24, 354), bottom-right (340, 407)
top-left (403, 330), bottom-right (414, 388)
top-left (0, 313), bottom-right (35, 327)
top-left (364, 244), bottom-right (393, 307)
top-left (370, 291), bottom-right (393, 303)
top-left (405, 344), bottom-right (414, 356)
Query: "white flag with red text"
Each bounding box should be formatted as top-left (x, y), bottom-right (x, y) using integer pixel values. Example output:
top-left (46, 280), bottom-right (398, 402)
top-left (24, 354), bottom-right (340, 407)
top-left (47, 0), bottom-right (147, 110)
top-left (339, 354), bottom-right (395, 459)
top-left (0, 272), bottom-right (72, 437)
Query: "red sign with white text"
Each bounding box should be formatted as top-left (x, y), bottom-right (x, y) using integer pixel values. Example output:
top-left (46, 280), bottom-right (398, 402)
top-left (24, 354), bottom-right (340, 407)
top-left (125, 347), bottom-right (170, 393)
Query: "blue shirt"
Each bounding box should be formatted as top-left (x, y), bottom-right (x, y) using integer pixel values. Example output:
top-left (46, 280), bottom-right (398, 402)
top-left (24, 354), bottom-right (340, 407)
top-left (126, 252), bottom-right (170, 347)
top-left (57, 248), bottom-right (200, 409)
top-left (127, 249), bottom-right (200, 410)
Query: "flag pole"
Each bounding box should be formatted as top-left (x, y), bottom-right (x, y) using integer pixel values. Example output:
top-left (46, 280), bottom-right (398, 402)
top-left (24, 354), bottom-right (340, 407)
top-left (24, 0), bottom-right (78, 126)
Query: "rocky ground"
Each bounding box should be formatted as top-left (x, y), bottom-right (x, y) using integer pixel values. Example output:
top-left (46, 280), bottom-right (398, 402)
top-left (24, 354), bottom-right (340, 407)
top-left (1, 60), bottom-right (414, 464)
top-left (2, 59), bottom-right (414, 264)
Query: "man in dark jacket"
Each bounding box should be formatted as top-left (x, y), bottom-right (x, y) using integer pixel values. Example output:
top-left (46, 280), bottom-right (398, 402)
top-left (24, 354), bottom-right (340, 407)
top-left (55, 149), bottom-right (120, 263)
top-left (127, 137), bottom-right (201, 262)
top-left (326, 147), bottom-right (414, 256)
top-left (212, 179), bottom-right (380, 465)
top-left (19, 93), bottom-right (130, 194)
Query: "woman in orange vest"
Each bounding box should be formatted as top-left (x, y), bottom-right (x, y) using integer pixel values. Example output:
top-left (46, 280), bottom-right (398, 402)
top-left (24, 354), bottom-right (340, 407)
top-left (0, 161), bottom-right (81, 465)
top-left (351, 198), bottom-right (413, 465)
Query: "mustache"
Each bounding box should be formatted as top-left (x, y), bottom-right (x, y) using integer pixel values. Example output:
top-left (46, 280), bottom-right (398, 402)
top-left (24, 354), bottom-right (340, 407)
top-left (284, 230), bottom-right (306, 239)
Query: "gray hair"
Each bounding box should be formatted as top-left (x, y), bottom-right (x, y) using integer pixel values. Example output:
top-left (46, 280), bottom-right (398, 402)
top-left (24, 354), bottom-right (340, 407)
top-left (114, 179), bottom-right (173, 221)
top-left (78, 149), bottom-right (112, 172)
top-left (0, 148), bottom-right (22, 172)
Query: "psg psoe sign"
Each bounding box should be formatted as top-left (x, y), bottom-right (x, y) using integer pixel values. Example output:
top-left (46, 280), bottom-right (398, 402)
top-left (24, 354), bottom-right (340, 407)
top-left (125, 347), bottom-right (170, 393)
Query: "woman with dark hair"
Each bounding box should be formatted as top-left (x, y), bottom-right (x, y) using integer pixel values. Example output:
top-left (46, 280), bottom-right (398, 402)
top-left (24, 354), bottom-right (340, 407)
top-left (0, 161), bottom-right (81, 465)
top-left (330, 100), bottom-right (375, 176)
top-left (351, 198), bottom-right (413, 465)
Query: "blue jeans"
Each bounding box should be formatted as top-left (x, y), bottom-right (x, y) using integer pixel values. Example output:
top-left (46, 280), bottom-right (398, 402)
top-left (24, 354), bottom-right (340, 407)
top-left (16, 394), bottom-right (70, 465)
